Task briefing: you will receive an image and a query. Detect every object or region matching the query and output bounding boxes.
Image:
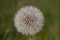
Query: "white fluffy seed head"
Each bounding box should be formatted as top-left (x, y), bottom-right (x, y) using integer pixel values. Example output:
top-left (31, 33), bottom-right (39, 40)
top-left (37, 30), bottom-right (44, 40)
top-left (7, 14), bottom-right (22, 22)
top-left (14, 6), bottom-right (44, 35)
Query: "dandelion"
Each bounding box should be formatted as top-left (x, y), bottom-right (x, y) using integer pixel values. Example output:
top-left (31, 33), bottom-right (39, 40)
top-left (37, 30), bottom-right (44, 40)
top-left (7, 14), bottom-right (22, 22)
top-left (14, 6), bottom-right (44, 35)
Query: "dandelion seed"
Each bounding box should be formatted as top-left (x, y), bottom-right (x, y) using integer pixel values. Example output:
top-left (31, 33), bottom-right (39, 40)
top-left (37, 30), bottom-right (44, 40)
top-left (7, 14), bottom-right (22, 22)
top-left (14, 6), bottom-right (44, 35)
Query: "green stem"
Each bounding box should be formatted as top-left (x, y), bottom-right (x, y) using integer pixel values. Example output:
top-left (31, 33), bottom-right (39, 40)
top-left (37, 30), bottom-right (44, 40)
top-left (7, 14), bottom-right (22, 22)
top-left (29, 35), bottom-right (32, 40)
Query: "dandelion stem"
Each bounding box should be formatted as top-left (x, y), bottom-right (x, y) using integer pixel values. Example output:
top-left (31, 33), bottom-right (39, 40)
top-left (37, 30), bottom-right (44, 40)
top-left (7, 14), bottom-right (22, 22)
top-left (29, 35), bottom-right (32, 40)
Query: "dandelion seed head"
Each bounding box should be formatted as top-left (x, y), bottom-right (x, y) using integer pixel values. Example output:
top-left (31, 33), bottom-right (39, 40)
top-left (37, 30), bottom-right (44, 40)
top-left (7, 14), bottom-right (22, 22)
top-left (14, 6), bottom-right (44, 35)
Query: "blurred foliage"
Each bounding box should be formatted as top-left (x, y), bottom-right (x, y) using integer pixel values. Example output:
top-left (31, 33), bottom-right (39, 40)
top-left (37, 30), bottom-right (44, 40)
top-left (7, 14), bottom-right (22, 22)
top-left (0, 0), bottom-right (60, 40)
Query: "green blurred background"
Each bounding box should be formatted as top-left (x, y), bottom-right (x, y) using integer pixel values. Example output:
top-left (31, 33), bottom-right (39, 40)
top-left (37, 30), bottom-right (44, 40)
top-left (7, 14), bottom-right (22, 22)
top-left (0, 0), bottom-right (60, 40)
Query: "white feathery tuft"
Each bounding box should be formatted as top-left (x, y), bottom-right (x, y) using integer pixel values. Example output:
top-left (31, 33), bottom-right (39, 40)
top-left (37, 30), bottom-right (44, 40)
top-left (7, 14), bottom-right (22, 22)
top-left (14, 6), bottom-right (44, 35)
